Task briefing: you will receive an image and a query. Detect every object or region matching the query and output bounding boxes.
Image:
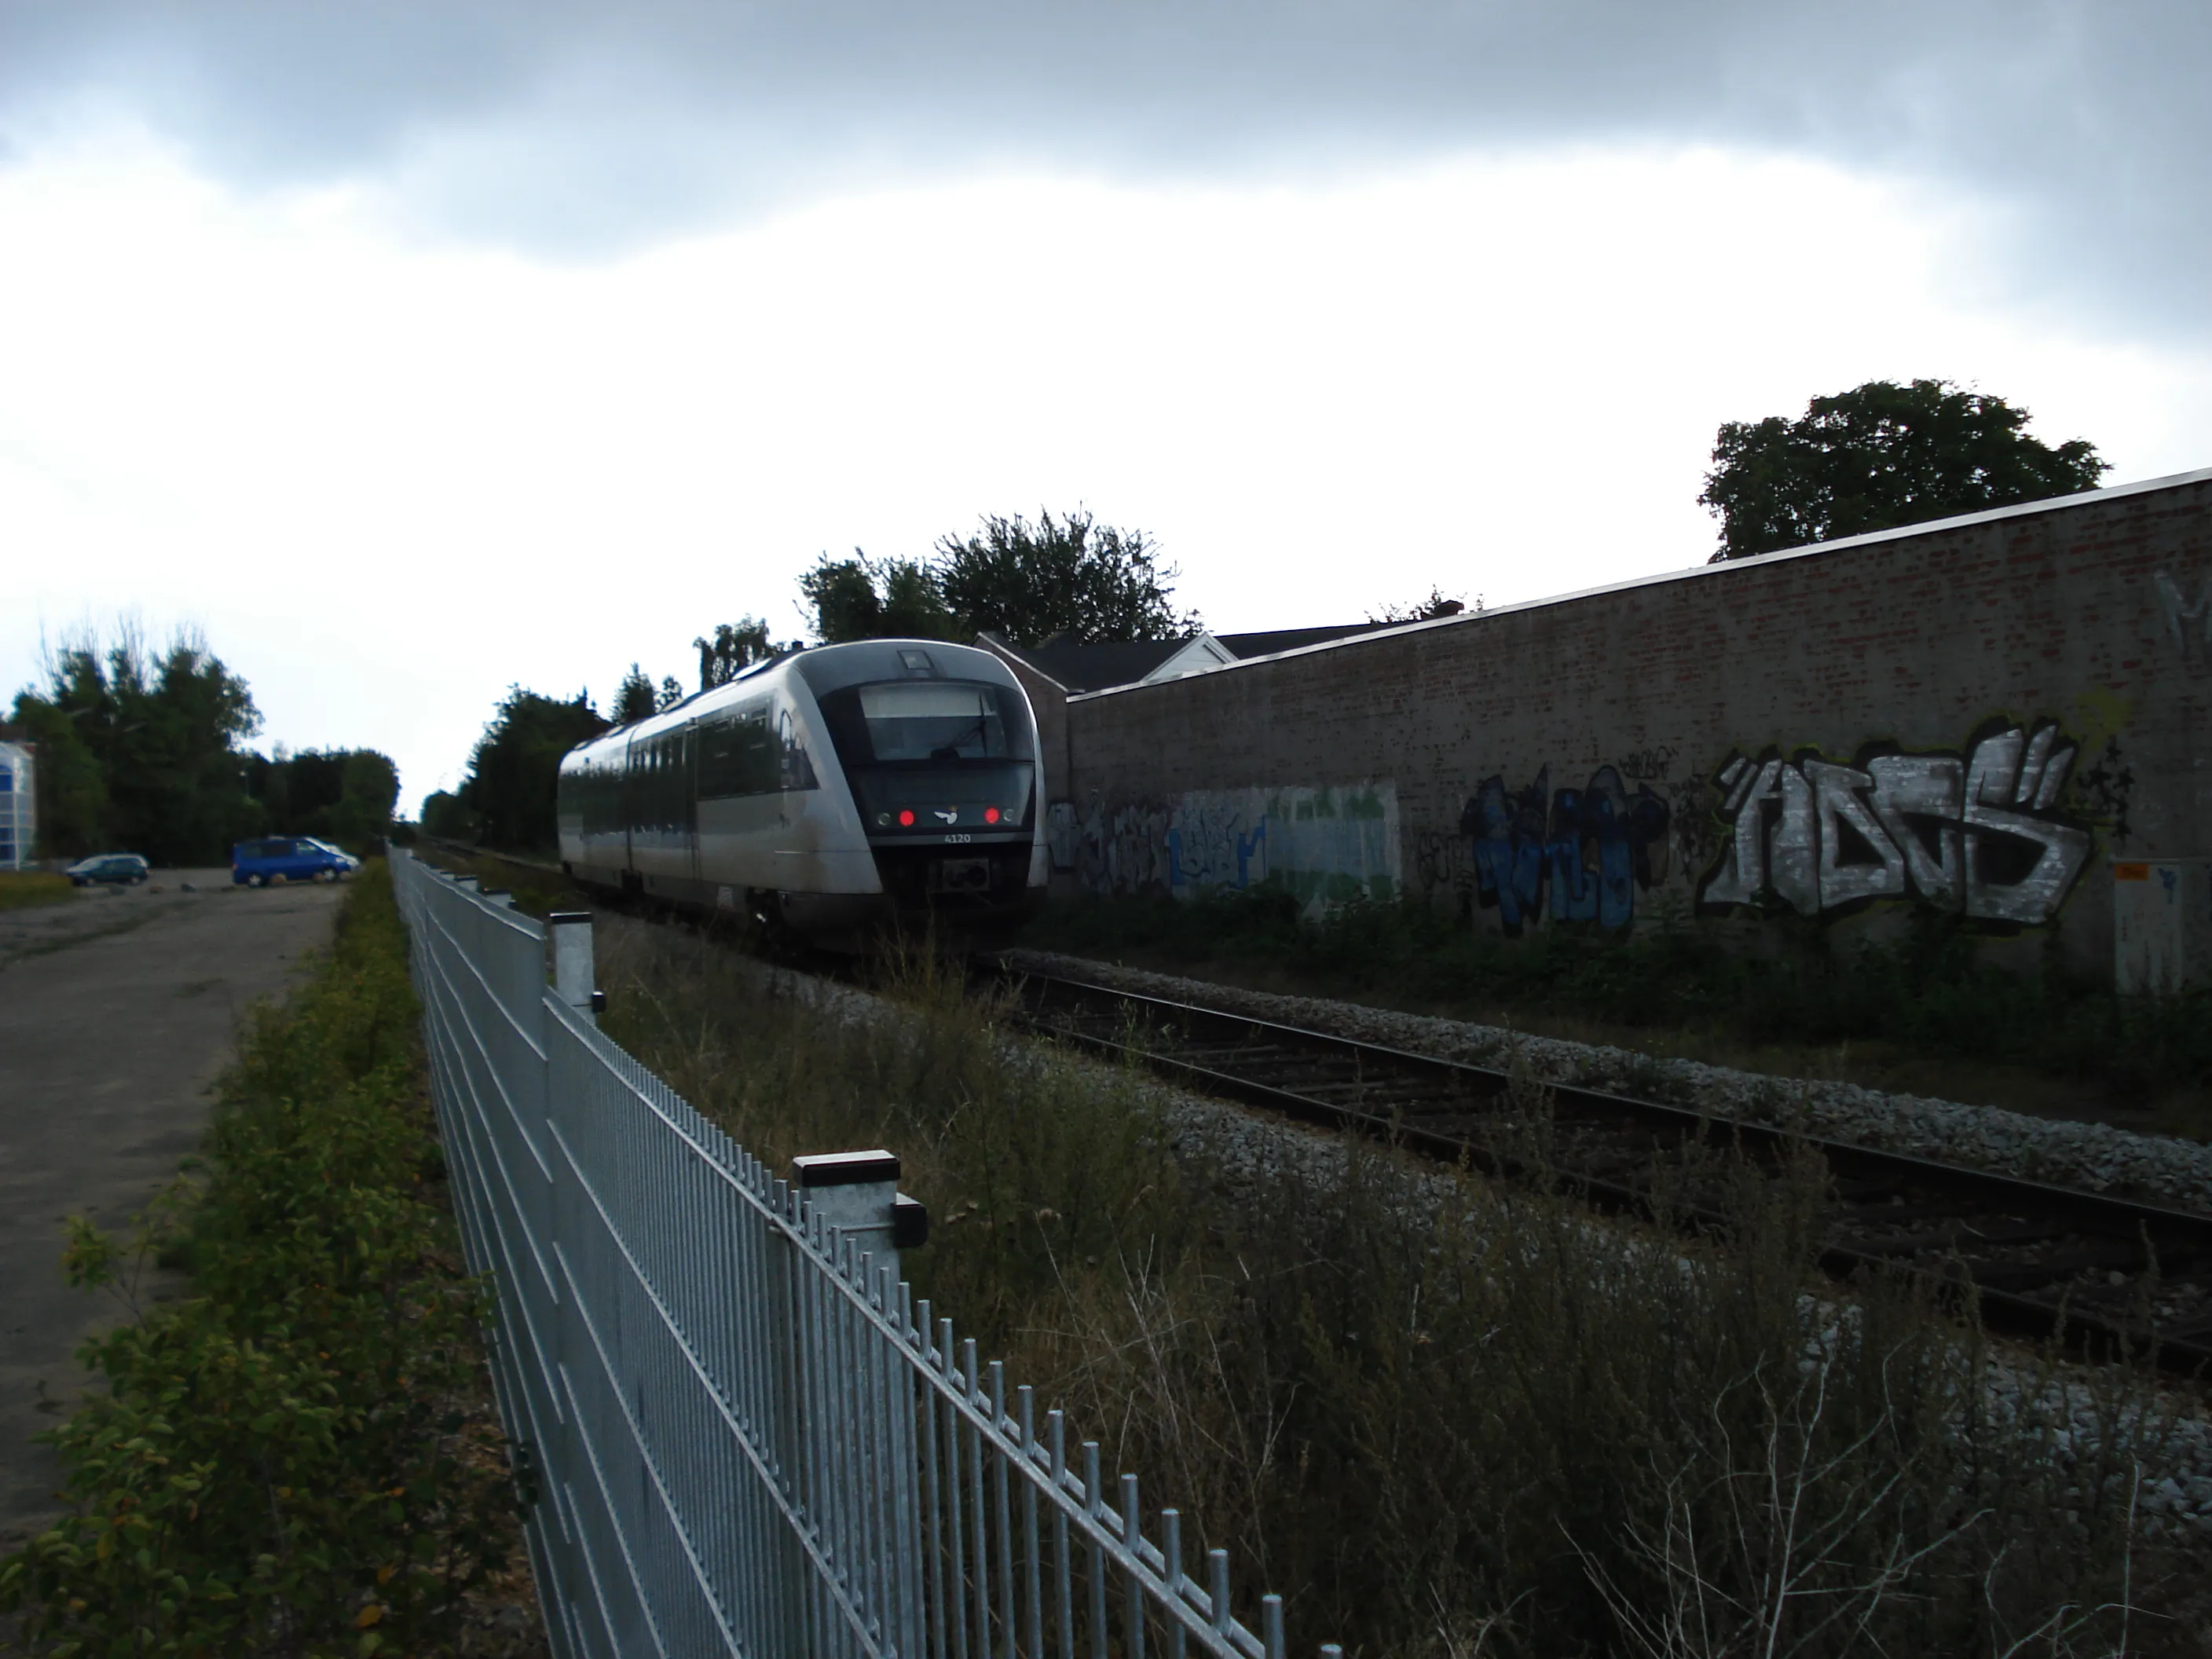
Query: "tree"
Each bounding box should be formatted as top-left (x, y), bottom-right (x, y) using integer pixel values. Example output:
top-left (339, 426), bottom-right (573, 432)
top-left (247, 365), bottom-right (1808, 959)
top-left (613, 664), bottom-right (657, 726)
top-left (1699, 379), bottom-right (2109, 562)
top-left (799, 552), bottom-right (961, 645)
top-left (9, 624), bottom-right (262, 863)
top-left (238, 746), bottom-right (401, 850)
top-left (694, 619), bottom-right (782, 690)
top-left (333, 751), bottom-right (401, 848)
top-left (934, 509), bottom-right (1198, 645)
top-left (1368, 587), bottom-right (1473, 624)
top-left (456, 688), bottom-right (608, 851)
top-left (419, 790), bottom-right (475, 840)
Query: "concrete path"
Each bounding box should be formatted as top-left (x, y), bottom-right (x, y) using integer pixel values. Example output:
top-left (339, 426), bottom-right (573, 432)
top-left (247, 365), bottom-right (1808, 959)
top-left (0, 873), bottom-right (344, 1547)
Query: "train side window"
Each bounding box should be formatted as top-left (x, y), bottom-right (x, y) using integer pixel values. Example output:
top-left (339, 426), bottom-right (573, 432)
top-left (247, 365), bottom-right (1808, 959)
top-left (700, 703), bottom-right (779, 798)
top-left (777, 709), bottom-right (819, 792)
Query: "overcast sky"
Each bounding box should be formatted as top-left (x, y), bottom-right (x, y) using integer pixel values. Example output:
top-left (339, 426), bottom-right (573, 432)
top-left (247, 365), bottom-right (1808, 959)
top-left (4, 2), bottom-right (2207, 810)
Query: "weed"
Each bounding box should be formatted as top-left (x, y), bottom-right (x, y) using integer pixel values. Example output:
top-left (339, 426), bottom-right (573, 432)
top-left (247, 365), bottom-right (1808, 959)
top-left (1024, 889), bottom-right (2212, 1102)
top-left (597, 920), bottom-right (2206, 1657)
top-left (0, 863), bottom-right (533, 1656)
top-left (0, 871), bottom-right (74, 911)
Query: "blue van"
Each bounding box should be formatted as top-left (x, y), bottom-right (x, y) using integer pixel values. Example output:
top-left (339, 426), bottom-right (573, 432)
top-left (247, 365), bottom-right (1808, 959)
top-left (232, 837), bottom-right (360, 887)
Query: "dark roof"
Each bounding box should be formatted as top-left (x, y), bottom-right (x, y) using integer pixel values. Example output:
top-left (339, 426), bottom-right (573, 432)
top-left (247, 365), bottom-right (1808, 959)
top-left (1215, 623), bottom-right (1391, 659)
top-left (990, 636), bottom-right (1192, 694)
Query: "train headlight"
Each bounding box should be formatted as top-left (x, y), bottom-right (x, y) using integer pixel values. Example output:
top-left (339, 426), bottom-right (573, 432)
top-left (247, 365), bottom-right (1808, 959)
top-left (875, 812), bottom-right (891, 826)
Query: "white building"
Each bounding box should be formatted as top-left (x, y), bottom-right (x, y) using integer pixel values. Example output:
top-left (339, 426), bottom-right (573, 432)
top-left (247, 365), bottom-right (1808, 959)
top-left (0, 740), bottom-right (34, 870)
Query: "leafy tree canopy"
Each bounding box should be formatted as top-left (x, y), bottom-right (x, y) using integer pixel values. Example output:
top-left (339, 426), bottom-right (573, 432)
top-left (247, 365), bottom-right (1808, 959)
top-left (936, 510), bottom-right (1198, 645)
top-left (420, 789), bottom-right (474, 841)
top-left (694, 619), bottom-right (788, 690)
top-left (456, 687), bottom-right (607, 851)
top-left (799, 552), bottom-right (961, 646)
top-left (1699, 379), bottom-right (2110, 562)
top-left (9, 624), bottom-right (263, 863)
top-left (240, 746), bottom-right (401, 850)
top-left (800, 509), bottom-right (1199, 648)
top-left (613, 664), bottom-right (657, 726)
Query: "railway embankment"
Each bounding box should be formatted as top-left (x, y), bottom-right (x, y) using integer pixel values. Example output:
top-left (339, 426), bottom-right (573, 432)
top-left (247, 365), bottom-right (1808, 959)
top-left (593, 914), bottom-right (2212, 1654)
top-left (1005, 948), bottom-right (2212, 1218)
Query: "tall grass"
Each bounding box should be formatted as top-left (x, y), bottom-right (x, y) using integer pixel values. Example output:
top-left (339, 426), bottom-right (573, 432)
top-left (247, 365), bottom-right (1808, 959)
top-left (1026, 888), bottom-right (2212, 1101)
top-left (598, 919), bottom-right (2205, 1657)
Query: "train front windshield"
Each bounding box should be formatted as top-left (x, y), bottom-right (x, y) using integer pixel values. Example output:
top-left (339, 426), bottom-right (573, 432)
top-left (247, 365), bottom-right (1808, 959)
top-left (819, 679), bottom-right (1035, 835)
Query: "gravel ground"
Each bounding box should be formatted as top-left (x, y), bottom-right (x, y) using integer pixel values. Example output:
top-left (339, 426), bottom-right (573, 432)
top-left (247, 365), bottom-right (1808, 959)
top-left (1004, 948), bottom-right (2212, 1218)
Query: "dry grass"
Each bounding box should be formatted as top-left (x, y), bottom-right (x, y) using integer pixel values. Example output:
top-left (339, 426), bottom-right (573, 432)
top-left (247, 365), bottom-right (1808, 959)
top-left (595, 918), bottom-right (2210, 1658)
top-left (0, 870), bottom-right (75, 910)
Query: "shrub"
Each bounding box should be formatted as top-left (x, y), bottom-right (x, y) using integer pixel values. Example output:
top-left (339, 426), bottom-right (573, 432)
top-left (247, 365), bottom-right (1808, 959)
top-left (0, 862), bottom-right (526, 1655)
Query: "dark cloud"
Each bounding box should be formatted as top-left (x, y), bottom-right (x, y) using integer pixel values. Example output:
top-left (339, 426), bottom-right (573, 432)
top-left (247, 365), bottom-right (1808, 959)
top-left (3, 2), bottom-right (2204, 334)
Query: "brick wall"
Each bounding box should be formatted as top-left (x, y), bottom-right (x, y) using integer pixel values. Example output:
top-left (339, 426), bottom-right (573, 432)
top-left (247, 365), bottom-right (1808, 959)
top-left (1053, 468), bottom-right (2212, 976)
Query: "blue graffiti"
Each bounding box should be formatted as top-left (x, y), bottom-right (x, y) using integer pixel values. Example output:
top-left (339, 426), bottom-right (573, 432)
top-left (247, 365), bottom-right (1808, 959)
top-left (1167, 810), bottom-right (1268, 891)
top-left (1461, 765), bottom-right (1671, 935)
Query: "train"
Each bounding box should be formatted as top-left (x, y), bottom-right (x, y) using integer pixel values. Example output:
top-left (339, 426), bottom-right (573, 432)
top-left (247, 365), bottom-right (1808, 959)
top-left (557, 638), bottom-right (1049, 943)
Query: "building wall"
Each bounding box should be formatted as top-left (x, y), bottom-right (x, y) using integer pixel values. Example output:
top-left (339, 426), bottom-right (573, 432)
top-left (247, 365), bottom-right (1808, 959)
top-left (975, 643), bottom-right (1078, 875)
top-left (0, 741), bottom-right (34, 871)
top-left (1057, 469), bottom-right (2212, 974)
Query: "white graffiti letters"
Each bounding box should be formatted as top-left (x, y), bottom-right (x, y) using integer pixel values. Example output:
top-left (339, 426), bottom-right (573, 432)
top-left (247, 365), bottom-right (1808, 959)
top-left (1699, 725), bottom-right (2089, 924)
top-left (2155, 569), bottom-right (2210, 661)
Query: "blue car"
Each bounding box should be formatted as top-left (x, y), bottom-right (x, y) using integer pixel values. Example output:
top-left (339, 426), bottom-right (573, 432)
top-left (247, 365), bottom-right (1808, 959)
top-left (67, 852), bottom-right (150, 887)
top-left (232, 837), bottom-right (360, 888)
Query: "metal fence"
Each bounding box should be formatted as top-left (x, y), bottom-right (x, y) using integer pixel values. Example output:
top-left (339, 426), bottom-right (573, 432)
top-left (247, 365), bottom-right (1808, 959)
top-left (393, 851), bottom-right (1332, 1659)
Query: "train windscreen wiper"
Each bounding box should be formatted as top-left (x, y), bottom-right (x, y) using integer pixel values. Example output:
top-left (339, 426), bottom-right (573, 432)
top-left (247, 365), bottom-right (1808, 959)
top-left (928, 717), bottom-right (989, 761)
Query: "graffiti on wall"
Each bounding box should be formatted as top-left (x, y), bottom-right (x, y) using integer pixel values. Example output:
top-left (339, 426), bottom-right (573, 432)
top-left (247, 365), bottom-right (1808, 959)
top-left (1077, 783), bottom-right (1400, 910)
top-left (2156, 569), bottom-right (2210, 663)
top-left (1077, 797), bottom-right (1175, 895)
top-left (1697, 722), bottom-right (2092, 925)
top-left (1458, 766), bottom-right (1673, 935)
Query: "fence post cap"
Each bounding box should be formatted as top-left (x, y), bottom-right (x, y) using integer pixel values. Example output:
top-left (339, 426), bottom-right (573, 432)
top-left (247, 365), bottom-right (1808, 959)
top-left (791, 1149), bottom-right (900, 1187)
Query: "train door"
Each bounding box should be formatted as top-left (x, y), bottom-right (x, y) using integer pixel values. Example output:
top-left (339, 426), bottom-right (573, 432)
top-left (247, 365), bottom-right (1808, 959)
top-left (621, 730), bottom-right (638, 880)
top-left (683, 720), bottom-right (702, 891)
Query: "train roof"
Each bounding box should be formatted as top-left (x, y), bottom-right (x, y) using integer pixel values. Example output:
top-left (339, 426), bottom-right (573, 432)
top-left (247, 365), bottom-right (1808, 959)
top-left (564, 639), bottom-right (1021, 763)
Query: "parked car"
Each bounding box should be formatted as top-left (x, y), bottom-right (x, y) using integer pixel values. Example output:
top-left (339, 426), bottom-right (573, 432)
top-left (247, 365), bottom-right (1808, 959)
top-left (67, 852), bottom-right (150, 887)
top-left (231, 837), bottom-right (360, 888)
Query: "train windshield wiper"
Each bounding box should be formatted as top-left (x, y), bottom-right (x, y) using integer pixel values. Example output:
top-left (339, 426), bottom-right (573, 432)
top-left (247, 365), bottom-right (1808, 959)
top-left (928, 716), bottom-right (990, 761)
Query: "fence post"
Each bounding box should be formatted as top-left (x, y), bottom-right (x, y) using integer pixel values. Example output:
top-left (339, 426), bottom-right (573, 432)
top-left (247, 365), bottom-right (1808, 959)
top-left (790, 1150), bottom-right (928, 1282)
top-left (548, 910), bottom-right (602, 1025)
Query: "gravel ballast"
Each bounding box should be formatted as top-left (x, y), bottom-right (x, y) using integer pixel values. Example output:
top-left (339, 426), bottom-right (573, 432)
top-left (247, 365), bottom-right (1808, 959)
top-left (1005, 949), bottom-right (2212, 1218)
top-left (707, 946), bottom-right (2212, 1546)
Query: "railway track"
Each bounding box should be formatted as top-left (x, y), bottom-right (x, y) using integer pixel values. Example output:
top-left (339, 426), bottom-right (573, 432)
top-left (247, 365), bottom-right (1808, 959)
top-left (409, 843), bottom-right (2212, 1377)
top-left (1002, 965), bottom-right (2212, 1377)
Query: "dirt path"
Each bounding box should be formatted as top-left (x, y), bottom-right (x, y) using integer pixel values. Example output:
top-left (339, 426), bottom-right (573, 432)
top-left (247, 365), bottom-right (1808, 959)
top-left (0, 873), bottom-right (346, 1547)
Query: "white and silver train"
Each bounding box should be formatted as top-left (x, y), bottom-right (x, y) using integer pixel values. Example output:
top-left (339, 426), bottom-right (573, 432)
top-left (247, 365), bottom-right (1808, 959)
top-left (557, 639), bottom-right (1049, 942)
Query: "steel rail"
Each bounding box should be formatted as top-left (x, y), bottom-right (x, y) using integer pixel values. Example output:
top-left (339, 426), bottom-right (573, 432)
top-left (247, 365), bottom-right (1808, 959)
top-left (1003, 965), bottom-right (2212, 1377)
top-left (408, 851), bottom-right (2212, 1378)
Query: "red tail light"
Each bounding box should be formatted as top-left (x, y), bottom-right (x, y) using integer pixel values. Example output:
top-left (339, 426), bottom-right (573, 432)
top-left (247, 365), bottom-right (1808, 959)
top-left (897, 809), bottom-right (914, 826)
top-left (984, 807), bottom-right (1001, 824)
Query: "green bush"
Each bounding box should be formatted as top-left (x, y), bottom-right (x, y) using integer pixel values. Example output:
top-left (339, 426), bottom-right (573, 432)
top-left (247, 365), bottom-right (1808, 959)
top-left (0, 862), bottom-right (524, 1656)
